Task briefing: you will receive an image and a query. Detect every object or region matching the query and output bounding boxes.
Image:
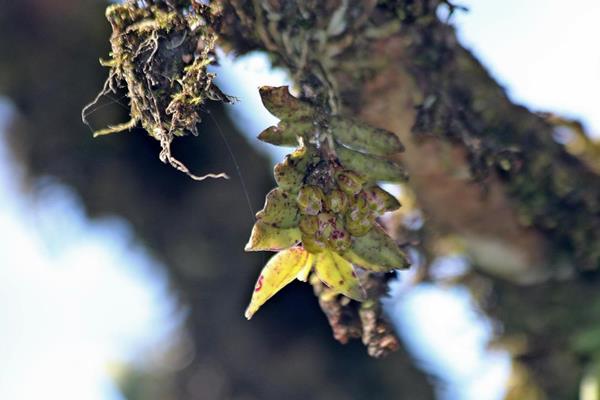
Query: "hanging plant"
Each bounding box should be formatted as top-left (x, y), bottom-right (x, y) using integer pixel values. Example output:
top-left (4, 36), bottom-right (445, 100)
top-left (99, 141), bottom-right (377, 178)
top-left (82, 1), bottom-right (232, 180)
top-left (244, 86), bottom-right (410, 319)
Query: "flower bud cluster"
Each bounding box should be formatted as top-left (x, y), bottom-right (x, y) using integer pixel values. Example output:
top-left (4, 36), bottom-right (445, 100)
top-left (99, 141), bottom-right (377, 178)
top-left (268, 145), bottom-right (400, 256)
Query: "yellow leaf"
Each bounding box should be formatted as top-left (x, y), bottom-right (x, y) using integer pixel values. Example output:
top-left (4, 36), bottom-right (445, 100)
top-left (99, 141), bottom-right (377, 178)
top-left (244, 221), bottom-right (301, 252)
top-left (245, 247), bottom-right (312, 319)
top-left (296, 255), bottom-right (315, 282)
top-left (314, 251), bottom-right (366, 301)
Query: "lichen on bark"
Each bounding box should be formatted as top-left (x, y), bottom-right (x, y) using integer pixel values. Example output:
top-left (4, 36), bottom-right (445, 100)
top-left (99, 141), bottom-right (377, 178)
top-left (1, 0), bottom-right (438, 397)
top-left (404, 6), bottom-right (600, 273)
top-left (83, 0), bottom-right (232, 180)
top-left (213, 0), bottom-right (600, 393)
top-left (77, 0), bottom-right (600, 392)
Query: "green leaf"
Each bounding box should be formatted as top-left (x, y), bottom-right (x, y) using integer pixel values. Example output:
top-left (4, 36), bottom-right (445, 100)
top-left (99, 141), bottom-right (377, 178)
top-left (315, 250), bottom-right (366, 301)
top-left (258, 125), bottom-right (298, 147)
top-left (329, 116), bottom-right (404, 156)
top-left (342, 226), bottom-right (410, 271)
top-left (258, 86), bottom-right (315, 120)
top-left (336, 144), bottom-right (409, 182)
top-left (245, 248), bottom-right (313, 319)
top-left (255, 188), bottom-right (300, 228)
top-left (362, 185), bottom-right (401, 213)
top-left (257, 120), bottom-right (312, 147)
top-left (244, 221), bottom-right (301, 252)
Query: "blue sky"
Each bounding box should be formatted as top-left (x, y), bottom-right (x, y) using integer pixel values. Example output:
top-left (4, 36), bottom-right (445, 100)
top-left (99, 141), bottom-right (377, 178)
top-left (455, 0), bottom-right (600, 136)
top-left (0, 101), bottom-right (181, 400)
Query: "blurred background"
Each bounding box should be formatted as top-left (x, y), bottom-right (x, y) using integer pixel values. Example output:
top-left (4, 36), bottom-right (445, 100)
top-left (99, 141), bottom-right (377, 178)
top-left (0, 1), bottom-right (598, 399)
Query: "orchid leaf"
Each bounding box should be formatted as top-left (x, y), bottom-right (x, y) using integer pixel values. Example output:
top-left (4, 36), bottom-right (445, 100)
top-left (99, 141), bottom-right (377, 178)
top-left (342, 226), bottom-right (409, 272)
top-left (244, 221), bottom-right (301, 252)
top-left (315, 250), bottom-right (366, 301)
top-left (245, 248), bottom-right (312, 319)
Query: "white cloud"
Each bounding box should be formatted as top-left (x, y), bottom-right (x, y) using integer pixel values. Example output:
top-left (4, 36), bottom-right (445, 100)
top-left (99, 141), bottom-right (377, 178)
top-left (0, 102), bottom-right (179, 400)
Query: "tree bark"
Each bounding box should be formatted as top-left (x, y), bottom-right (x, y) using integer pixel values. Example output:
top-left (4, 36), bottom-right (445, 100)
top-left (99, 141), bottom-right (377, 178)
top-left (217, 0), bottom-right (600, 398)
top-left (0, 1), bottom-right (435, 399)
top-left (3, 0), bottom-right (600, 398)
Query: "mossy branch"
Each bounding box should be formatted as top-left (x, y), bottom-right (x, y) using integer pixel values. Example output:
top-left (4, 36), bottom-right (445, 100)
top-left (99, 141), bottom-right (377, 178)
top-left (83, 0), bottom-right (232, 181)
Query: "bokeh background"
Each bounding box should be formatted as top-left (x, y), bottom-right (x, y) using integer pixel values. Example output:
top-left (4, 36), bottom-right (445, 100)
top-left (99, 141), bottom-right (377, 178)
top-left (0, 1), bottom-right (598, 399)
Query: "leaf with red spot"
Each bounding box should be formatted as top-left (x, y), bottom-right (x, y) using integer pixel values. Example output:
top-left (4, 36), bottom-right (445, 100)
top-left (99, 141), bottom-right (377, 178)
top-left (314, 250), bottom-right (366, 301)
top-left (245, 247), bottom-right (313, 319)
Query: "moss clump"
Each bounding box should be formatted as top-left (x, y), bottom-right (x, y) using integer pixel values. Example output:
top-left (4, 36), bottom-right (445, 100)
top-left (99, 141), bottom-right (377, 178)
top-left (83, 0), bottom-right (232, 180)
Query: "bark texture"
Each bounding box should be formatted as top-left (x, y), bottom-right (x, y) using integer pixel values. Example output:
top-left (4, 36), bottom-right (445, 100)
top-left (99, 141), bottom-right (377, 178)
top-left (3, 0), bottom-right (600, 399)
top-left (0, 1), bottom-right (435, 399)
top-left (217, 0), bottom-right (600, 398)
